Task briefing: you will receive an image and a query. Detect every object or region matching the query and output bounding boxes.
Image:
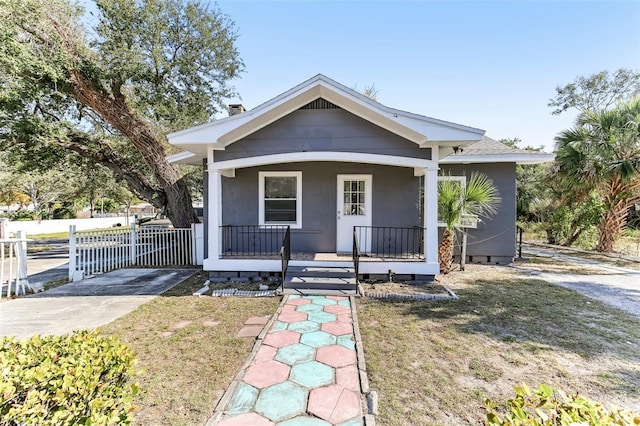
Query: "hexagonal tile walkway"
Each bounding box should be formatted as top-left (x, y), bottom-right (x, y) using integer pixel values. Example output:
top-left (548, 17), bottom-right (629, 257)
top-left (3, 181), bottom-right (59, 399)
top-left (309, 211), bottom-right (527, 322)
top-left (213, 295), bottom-right (364, 425)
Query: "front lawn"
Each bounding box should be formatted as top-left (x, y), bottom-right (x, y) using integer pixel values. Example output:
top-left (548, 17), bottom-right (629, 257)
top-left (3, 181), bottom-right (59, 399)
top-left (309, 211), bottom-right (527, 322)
top-left (358, 265), bottom-right (640, 425)
top-left (100, 272), bottom-right (280, 425)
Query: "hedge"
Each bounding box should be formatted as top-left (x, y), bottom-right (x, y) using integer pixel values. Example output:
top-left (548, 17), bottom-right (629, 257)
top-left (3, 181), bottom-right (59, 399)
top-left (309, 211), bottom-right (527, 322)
top-left (0, 330), bottom-right (138, 425)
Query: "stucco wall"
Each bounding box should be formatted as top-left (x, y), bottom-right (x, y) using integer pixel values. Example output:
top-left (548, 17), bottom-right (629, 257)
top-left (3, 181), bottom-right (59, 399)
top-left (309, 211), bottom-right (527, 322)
top-left (214, 109), bottom-right (432, 162)
top-left (440, 163), bottom-right (517, 262)
top-left (222, 162), bottom-right (421, 252)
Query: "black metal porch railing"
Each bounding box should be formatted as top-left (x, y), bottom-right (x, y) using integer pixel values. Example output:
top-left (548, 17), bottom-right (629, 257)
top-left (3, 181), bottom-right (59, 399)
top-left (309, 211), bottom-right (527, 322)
top-left (352, 227), bottom-right (360, 283)
top-left (354, 226), bottom-right (424, 259)
top-left (516, 225), bottom-right (524, 259)
top-left (220, 225), bottom-right (289, 257)
top-left (280, 226), bottom-right (291, 291)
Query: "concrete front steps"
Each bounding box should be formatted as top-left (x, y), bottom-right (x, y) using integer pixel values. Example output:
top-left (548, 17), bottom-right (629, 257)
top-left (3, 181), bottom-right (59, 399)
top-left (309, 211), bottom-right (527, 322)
top-left (283, 265), bottom-right (358, 296)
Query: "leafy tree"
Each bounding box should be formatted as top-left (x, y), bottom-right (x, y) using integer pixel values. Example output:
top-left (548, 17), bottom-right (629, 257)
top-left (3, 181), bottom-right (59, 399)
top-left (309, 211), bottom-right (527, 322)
top-left (548, 68), bottom-right (640, 115)
top-left (0, 0), bottom-right (243, 227)
top-left (554, 98), bottom-right (640, 252)
top-left (437, 172), bottom-right (500, 273)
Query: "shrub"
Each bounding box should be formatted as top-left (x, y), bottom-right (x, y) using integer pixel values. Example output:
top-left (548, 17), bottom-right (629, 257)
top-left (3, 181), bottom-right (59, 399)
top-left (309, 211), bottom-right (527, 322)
top-left (0, 330), bottom-right (139, 425)
top-left (485, 384), bottom-right (639, 425)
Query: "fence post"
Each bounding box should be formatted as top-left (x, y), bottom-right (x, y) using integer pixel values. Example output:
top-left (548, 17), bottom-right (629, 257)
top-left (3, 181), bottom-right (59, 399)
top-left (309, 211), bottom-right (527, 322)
top-left (16, 230), bottom-right (30, 294)
top-left (191, 223), bottom-right (196, 266)
top-left (130, 218), bottom-right (137, 265)
top-left (69, 225), bottom-right (77, 282)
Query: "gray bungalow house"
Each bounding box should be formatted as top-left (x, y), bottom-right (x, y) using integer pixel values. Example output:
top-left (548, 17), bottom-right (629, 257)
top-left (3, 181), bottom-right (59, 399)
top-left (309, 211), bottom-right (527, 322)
top-left (167, 74), bottom-right (552, 286)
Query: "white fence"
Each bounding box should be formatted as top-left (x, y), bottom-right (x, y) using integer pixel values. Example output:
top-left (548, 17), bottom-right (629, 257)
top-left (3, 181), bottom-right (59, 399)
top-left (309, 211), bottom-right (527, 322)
top-left (0, 230), bottom-right (33, 298)
top-left (69, 224), bottom-right (201, 281)
top-left (7, 216), bottom-right (136, 235)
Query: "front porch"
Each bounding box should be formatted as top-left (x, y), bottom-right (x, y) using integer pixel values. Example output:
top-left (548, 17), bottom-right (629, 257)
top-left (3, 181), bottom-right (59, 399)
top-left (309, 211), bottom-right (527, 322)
top-left (209, 224), bottom-right (435, 278)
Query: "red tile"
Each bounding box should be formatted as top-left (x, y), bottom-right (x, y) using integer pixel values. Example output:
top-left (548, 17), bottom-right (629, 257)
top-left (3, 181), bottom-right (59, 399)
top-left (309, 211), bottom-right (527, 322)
top-left (287, 297), bottom-right (312, 306)
top-left (253, 345), bottom-right (277, 364)
top-left (336, 313), bottom-right (352, 324)
top-left (218, 412), bottom-right (274, 426)
top-left (326, 296), bottom-right (348, 301)
top-left (281, 304), bottom-right (297, 312)
top-left (263, 330), bottom-right (301, 348)
top-left (321, 321), bottom-right (352, 336)
top-left (324, 304), bottom-right (351, 315)
top-left (316, 345), bottom-right (357, 368)
top-left (245, 316), bottom-right (270, 325)
top-left (308, 384), bottom-right (362, 424)
top-left (336, 365), bottom-right (360, 392)
top-left (243, 360), bottom-right (290, 388)
top-left (278, 310), bottom-right (308, 323)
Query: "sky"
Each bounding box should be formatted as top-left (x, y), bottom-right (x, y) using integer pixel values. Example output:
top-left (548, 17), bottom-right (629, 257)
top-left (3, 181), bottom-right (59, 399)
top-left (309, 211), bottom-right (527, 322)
top-left (210, 0), bottom-right (640, 152)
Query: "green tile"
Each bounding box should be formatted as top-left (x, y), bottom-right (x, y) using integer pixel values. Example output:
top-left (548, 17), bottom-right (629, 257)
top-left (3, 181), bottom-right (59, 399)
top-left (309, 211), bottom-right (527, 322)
top-left (300, 330), bottom-right (337, 348)
top-left (337, 334), bottom-right (356, 350)
top-left (255, 381), bottom-right (308, 422)
top-left (271, 321), bottom-right (288, 332)
top-left (290, 361), bottom-right (334, 388)
top-left (281, 416), bottom-right (332, 426)
top-left (226, 382), bottom-right (258, 415)
top-left (288, 320), bottom-right (321, 333)
top-left (296, 303), bottom-right (324, 313)
top-left (308, 311), bottom-right (337, 324)
top-left (338, 299), bottom-right (351, 307)
top-left (338, 417), bottom-right (364, 426)
top-left (275, 343), bottom-right (316, 365)
top-left (309, 297), bottom-right (337, 306)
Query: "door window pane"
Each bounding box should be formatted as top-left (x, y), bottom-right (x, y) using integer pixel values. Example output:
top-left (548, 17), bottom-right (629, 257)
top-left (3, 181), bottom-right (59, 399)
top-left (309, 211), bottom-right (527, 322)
top-left (343, 180), bottom-right (366, 216)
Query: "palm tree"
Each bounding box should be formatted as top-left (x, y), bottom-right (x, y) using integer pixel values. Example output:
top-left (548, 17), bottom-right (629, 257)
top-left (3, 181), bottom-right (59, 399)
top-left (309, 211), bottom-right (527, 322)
top-left (554, 98), bottom-right (640, 252)
top-left (437, 172), bottom-right (500, 274)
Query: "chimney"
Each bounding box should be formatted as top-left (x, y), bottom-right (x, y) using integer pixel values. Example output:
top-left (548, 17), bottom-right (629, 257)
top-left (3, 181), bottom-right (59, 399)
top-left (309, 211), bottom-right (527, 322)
top-left (228, 104), bottom-right (246, 116)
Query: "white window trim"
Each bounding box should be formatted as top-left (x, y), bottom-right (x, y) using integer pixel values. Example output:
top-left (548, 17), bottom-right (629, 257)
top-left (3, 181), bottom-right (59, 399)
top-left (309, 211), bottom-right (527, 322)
top-left (259, 171), bottom-right (302, 229)
top-left (437, 175), bottom-right (467, 228)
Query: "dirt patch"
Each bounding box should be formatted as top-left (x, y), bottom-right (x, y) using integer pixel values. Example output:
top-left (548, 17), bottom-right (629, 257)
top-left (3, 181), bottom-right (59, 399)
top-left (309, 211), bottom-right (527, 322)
top-left (363, 280), bottom-right (452, 296)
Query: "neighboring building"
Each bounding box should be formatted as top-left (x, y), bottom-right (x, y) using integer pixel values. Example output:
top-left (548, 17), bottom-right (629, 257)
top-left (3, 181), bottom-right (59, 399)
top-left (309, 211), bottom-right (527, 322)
top-left (167, 74), bottom-right (553, 281)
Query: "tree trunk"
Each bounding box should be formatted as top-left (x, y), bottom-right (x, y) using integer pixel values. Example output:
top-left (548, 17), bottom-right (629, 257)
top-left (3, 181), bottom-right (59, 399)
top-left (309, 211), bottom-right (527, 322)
top-left (67, 72), bottom-right (197, 228)
top-left (596, 178), bottom-right (634, 252)
top-left (438, 229), bottom-right (455, 274)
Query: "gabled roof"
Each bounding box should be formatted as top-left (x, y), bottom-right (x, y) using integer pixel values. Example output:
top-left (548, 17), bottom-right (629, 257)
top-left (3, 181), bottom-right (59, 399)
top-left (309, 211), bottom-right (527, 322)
top-left (167, 74), bottom-right (485, 159)
top-left (439, 136), bottom-right (555, 164)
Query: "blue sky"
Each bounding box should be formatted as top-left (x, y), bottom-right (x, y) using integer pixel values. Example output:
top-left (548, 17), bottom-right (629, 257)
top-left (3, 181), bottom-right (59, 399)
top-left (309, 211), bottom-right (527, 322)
top-left (214, 0), bottom-right (640, 152)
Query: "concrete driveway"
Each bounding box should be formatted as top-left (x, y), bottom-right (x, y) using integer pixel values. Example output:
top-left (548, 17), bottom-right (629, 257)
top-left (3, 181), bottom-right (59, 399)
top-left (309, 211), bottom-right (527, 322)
top-left (0, 268), bottom-right (196, 339)
top-left (521, 245), bottom-right (640, 318)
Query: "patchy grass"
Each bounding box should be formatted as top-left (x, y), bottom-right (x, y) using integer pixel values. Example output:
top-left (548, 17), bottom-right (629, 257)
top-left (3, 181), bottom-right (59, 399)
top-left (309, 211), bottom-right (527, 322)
top-left (357, 265), bottom-right (640, 425)
top-left (43, 277), bottom-right (69, 291)
top-left (100, 272), bottom-right (280, 425)
top-left (514, 254), bottom-right (608, 275)
top-left (27, 231), bottom-right (70, 240)
top-left (26, 244), bottom-right (52, 254)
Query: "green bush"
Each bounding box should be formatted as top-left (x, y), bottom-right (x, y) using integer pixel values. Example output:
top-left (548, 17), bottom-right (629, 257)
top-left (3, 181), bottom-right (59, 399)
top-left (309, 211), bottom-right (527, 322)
top-left (0, 330), bottom-right (139, 425)
top-left (485, 384), bottom-right (639, 425)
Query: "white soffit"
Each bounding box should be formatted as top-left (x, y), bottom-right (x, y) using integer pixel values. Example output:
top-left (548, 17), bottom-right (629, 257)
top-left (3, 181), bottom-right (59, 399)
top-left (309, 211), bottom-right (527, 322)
top-left (439, 153), bottom-right (555, 164)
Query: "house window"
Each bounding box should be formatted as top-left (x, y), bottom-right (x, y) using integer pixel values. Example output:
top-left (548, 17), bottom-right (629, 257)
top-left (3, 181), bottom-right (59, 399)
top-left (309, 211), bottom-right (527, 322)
top-left (259, 171), bottom-right (302, 228)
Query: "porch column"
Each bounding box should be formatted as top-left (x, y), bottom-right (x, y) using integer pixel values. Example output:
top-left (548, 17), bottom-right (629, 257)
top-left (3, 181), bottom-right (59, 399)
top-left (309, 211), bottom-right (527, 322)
top-left (207, 169), bottom-right (222, 260)
top-left (423, 168), bottom-right (439, 268)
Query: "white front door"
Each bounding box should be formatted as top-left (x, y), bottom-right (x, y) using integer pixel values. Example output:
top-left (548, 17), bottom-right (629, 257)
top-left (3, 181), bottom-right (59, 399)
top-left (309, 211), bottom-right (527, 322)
top-left (336, 174), bottom-right (372, 253)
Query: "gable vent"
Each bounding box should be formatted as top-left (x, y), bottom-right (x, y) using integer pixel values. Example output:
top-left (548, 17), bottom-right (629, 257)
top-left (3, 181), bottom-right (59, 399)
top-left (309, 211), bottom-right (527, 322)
top-left (299, 98), bottom-right (341, 110)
